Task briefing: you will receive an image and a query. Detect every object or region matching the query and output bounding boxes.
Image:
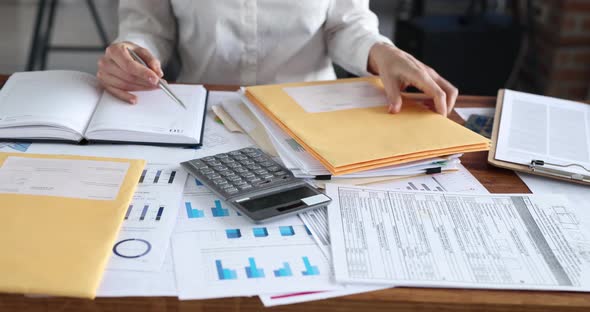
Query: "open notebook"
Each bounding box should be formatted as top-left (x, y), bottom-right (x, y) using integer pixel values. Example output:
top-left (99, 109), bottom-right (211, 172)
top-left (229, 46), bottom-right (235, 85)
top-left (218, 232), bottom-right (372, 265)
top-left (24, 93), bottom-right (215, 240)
top-left (0, 71), bottom-right (208, 147)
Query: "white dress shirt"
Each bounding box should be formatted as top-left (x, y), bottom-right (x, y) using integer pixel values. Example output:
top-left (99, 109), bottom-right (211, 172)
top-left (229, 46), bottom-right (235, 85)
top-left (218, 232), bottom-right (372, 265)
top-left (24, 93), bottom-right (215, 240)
top-left (116, 0), bottom-right (392, 85)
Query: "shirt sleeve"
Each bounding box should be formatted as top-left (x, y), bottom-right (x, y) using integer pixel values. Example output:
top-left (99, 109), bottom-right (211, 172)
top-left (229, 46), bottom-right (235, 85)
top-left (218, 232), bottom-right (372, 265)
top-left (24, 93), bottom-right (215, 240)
top-left (115, 0), bottom-right (176, 66)
top-left (324, 0), bottom-right (393, 77)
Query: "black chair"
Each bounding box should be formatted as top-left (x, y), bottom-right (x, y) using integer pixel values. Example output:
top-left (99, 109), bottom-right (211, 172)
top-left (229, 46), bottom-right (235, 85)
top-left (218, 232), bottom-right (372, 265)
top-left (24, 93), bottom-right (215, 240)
top-left (26, 0), bottom-right (109, 71)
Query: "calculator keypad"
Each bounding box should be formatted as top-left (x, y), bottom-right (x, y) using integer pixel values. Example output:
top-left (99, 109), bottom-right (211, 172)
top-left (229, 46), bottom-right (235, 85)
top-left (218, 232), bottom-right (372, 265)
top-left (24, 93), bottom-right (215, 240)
top-left (185, 148), bottom-right (294, 198)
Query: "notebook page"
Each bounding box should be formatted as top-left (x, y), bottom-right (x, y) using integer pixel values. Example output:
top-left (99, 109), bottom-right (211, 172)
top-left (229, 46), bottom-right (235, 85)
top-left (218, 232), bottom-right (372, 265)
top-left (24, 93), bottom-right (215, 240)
top-left (86, 85), bottom-right (207, 143)
top-left (495, 90), bottom-right (590, 175)
top-left (0, 71), bottom-right (101, 136)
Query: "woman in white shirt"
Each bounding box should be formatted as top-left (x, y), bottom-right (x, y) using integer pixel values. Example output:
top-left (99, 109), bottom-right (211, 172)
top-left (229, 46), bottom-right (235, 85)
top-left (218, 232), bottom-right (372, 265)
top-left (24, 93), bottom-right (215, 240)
top-left (97, 0), bottom-right (458, 116)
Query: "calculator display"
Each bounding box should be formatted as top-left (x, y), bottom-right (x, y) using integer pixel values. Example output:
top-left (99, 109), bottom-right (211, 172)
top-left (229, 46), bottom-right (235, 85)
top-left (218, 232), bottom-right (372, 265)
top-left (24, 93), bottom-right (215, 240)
top-left (237, 185), bottom-right (318, 213)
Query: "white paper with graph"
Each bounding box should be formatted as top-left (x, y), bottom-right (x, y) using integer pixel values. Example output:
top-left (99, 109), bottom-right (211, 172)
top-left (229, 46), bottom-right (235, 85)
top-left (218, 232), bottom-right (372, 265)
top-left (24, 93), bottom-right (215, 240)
top-left (172, 177), bottom-right (339, 299)
top-left (106, 163), bottom-right (188, 272)
top-left (328, 183), bottom-right (590, 292)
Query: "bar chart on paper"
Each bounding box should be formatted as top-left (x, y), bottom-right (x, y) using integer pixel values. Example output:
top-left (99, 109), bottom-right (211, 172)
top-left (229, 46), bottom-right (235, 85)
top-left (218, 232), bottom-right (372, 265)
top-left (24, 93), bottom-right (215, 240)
top-left (0, 142), bottom-right (31, 152)
top-left (109, 163), bottom-right (188, 272)
top-left (172, 233), bottom-right (336, 299)
top-left (138, 167), bottom-right (179, 184)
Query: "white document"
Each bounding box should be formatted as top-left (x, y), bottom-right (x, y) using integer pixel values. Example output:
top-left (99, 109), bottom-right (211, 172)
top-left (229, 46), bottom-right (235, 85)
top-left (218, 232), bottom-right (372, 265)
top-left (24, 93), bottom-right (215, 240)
top-left (98, 249), bottom-right (177, 297)
top-left (0, 71), bottom-right (101, 140)
top-left (517, 173), bottom-right (590, 224)
top-left (86, 84), bottom-right (207, 145)
top-left (328, 183), bottom-right (590, 291)
top-left (283, 81), bottom-right (387, 113)
top-left (173, 184), bottom-right (338, 299)
top-left (0, 156), bottom-right (128, 200)
top-left (107, 163), bottom-right (187, 272)
top-left (495, 89), bottom-right (590, 175)
top-left (300, 164), bottom-right (488, 259)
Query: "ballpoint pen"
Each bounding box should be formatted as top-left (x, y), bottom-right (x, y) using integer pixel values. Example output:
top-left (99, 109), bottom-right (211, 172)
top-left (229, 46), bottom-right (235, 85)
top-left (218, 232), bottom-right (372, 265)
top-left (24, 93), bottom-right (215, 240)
top-left (126, 48), bottom-right (187, 109)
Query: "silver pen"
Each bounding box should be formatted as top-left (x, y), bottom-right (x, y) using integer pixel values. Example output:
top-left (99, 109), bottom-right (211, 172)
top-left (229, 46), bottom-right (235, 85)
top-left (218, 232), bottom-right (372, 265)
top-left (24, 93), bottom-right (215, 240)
top-left (127, 48), bottom-right (187, 109)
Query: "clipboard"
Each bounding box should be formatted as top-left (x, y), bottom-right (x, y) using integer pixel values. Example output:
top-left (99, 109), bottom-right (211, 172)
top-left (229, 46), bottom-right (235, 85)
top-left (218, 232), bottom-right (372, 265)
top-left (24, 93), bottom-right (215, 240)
top-left (488, 89), bottom-right (590, 186)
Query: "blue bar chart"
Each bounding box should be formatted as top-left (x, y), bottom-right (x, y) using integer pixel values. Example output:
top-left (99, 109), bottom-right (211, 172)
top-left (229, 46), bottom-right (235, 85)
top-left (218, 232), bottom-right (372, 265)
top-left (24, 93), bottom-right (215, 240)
top-left (139, 169), bottom-right (147, 183)
top-left (273, 262), bottom-right (293, 277)
top-left (156, 206), bottom-right (164, 221)
top-left (153, 170), bottom-right (162, 183)
top-left (301, 256), bottom-right (320, 276)
top-left (215, 260), bottom-right (237, 280)
top-left (185, 201), bottom-right (205, 218)
top-left (226, 229), bottom-right (242, 239)
top-left (168, 171), bottom-right (176, 184)
top-left (279, 226), bottom-right (295, 236)
top-left (245, 257), bottom-right (265, 278)
top-left (139, 205), bottom-right (149, 221)
top-left (211, 200), bottom-right (229, 217)
top-left (253, 227), bottom-right (269, 237)
top-left (124, 205), bottom-right (133, 220)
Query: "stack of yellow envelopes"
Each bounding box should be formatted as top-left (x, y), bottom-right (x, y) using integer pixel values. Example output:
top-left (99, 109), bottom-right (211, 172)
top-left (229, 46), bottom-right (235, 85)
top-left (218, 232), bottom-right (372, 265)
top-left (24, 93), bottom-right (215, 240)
top-left (0, 153), bottom-right (145, 298)
top-left (245, 77), bottom-right (490, 175)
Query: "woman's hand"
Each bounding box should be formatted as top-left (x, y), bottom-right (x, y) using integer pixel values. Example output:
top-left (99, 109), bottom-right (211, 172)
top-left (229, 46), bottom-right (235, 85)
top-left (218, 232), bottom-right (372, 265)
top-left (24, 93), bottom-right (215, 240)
top-left (97, 41), bottom-right (163, 104)
top-left (368, 43), bottom-right (458, 116)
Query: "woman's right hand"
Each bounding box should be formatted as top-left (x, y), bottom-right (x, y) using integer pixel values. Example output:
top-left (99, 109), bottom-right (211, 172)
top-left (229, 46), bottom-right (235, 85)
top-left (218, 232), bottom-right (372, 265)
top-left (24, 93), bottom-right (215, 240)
top-left (97, 41), bottom-right (163, 104)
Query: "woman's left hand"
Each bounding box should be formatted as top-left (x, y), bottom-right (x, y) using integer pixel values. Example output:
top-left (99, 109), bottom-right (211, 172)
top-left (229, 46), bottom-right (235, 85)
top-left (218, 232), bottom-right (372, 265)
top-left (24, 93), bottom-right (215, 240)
top-left (368, 43), bottom-right (458, 116)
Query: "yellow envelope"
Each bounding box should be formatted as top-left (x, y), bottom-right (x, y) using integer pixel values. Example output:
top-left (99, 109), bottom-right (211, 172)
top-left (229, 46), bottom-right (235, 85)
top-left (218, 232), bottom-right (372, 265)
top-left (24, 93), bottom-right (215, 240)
top-left (245, 77), bottom-right (490, 175)
top-left (0, 152), bottom-right (145, 298)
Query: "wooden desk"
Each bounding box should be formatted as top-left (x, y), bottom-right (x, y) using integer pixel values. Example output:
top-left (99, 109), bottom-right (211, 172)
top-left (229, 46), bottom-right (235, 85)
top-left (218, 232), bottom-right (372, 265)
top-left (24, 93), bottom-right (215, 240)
top-left (1, 74), bottom-right (588, 312)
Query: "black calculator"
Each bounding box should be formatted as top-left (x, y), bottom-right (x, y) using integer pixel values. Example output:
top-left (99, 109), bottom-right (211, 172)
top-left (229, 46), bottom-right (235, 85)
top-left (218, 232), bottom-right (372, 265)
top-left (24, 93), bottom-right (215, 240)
top-left (181, 147), bottom-right (331, 223)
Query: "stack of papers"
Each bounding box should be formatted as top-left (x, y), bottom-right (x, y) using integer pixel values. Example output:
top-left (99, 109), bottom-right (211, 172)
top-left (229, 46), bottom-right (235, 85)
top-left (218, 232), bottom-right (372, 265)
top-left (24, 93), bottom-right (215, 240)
top-left (215, 89), bottom-right (463, 179)
top-left (244, 77), bottom-right (490, 175)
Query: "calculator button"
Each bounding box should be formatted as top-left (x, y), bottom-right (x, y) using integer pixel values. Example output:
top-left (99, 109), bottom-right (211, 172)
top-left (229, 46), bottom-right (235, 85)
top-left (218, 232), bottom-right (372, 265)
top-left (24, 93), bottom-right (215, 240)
top-left (245, 164), bottom-right (261, 170)
top-left (234, 155), bottom-right (248, 161)
top-left (225, 187), bottom-right (239, 194)
top-left (221, 158), bottom-right (235, 164)
top-left (220, 171), bottom-right (235, 177)
top-left (228, 151), bottom-right (242, 156)
top-left (248, 177), bottom-right (262, 183)
top-left (209, 161), bottom-right (222, 166)
top-left (242, 148), bottom-right (257, 153)
top-left (267, 166), bottom-right (281, 172)
top-left (240, 159), bottom-right (255, 165)
top-left (241, 172), bottom-right (255, 178)
top-left (212, 178), bottom-right (228, 185)
top-left (274, 170), bottom-right (288, 176)
top-left (238, 185), bottom-right (253, 190)
top-left (234, 167), bottom-right (248, 174)
top-left (202, 156), bottom-right (216, 162)
top-left (233, 180), bottom-right (248, 186)
top-left (227, 175), bottom-right (242, 182)
top-left (261, 174), bottom-right (274, 180)
top-left (207, 173), bottom-right (222, 180)
top-left (200, 168), bottom-right (214, 174)
top-left (254, 169), bottom-right (269, 175)
top-left (214, 153), bottom-right (229, 159)
top-left (260, 161), bottom-right (275, 167)
top-left (212, 165), bottom-right (229, 171)
top-left (189, 160), bottom-right (208, 169)
top-left (227, 162), bottom-right (241, 168)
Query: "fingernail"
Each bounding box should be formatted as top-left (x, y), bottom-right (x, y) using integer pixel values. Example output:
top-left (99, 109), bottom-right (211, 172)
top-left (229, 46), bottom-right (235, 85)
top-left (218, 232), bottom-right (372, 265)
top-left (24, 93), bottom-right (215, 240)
top-left (130, 98), bottom-right (137, 104)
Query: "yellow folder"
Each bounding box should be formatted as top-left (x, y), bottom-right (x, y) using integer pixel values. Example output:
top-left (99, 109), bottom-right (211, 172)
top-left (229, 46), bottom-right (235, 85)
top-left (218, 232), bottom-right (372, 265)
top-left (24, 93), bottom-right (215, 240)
top-left (0, 152), bottom-right (145, 298)
top-left (245, 77), bottom-right (490, 175)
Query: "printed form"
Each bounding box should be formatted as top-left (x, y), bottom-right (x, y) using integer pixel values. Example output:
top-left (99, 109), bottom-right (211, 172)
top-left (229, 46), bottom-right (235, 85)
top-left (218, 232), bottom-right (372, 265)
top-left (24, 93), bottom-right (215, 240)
top-left (328, 184), bottom-right (590, 291)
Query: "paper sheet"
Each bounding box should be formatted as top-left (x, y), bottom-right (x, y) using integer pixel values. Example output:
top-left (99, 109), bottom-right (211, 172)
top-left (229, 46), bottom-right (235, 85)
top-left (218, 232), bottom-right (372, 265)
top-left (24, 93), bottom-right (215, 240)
top-left (172, 182), bottom-right (338, 299)
top-left (328, 184), bottom-right (590, 291)
top-left (259, 285), bottom-right (390, 307)
top-left (495, 89), bottom-right (590, 175)
top-left (283, 81), bottom-right (387, 113)
top-left (106, 163), bottom-right (187, 272)
top-left (300, 164), bottom-right (488, 259)
top-left (98, 249), bottom-right (177, 297)
top-left (0, 156), bottom-right (129, 200)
